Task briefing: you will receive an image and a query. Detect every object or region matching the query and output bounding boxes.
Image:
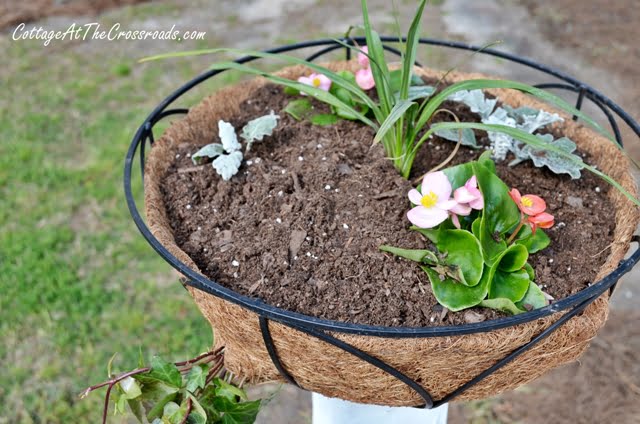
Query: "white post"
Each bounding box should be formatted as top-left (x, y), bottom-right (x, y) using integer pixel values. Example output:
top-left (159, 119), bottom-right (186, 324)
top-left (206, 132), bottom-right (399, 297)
top-left (312, 393), bottom-right (448, 424)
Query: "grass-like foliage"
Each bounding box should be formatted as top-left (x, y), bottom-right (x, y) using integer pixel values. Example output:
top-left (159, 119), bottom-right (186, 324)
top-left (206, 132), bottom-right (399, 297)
top-left (142, 0), bottom-right (639, 206)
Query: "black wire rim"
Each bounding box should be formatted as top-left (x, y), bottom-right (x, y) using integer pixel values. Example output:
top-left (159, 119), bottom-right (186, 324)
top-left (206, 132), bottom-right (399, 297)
top-left (124, 37), bottom-right (640, 406)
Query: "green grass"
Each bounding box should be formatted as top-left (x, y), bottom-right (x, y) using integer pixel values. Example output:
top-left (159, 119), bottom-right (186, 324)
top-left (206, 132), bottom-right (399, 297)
top-left (0, 13), bottom-right (243, 424)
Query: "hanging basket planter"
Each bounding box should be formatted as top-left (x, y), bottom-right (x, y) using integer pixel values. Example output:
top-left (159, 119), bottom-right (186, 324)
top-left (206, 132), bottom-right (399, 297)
top-left (125, 38), bottom-right (640, 408)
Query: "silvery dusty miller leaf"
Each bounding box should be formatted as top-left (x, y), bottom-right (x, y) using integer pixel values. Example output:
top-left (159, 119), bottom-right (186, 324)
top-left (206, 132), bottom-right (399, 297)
top-left (218, 120), bottom-right (241, 153)
top-left (213, 151), bottom-right (243, 181)
top-left (448, 89), bottom-right (497, 120)
top-left (241, 111), bottom-right (279, 151)
top-left (433, 127), bottom-right (478, 148)
top-left (511, 135), bottom-right (584, 179)
top-left (191, 143), bottom-right (225, 165)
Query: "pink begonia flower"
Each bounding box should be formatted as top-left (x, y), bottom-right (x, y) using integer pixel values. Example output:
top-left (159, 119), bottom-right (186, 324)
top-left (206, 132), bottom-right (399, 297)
top-left (297, 73), bottom-right (332, 95)
top-left (454, 176), bottom-right (484, 210)
top-left (355, 67), bottom-right (375, 90)
top-left (509, 188), bottom-right (546, 216)
top-left (448, 176), bottom-right (484, 228)
top-left (407, 172), bottom-right (458, 229)
top-left (357, 46), bottom-right (370, 68)
top-left (508, 188), bottom-right (554, 236)
top-left (528, 212), bottom-right (554, 234)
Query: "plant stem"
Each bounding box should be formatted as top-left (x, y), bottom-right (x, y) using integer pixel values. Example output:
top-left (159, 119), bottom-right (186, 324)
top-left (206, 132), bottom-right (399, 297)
top-left (507, 214), bottom-right (526, 245)
top-left (179, 398), bottom-right (193, 424)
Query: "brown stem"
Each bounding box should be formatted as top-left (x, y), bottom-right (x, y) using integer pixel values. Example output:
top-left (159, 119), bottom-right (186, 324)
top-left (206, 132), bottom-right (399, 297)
top-left (175, 347), bottom-right (223, 367)
top-left (179, 398), bottom-right (193, 424)
top-left (507, 213), bottom-right (526, 245)
top-left (81, 367), bottom-right (151, 398)
top-left (82, 348), bottom-right (226, 424)
top-left (205, 359), bottom-right (225, 386)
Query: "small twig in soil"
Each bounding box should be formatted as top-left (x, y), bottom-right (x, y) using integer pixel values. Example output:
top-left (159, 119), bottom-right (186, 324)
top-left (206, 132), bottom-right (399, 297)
top-left (372, 190), bottom-right (398, 200)
top-left (291, 171), bottom-right (301, 192)
top-left (178, 165), bottom-right (207, 174)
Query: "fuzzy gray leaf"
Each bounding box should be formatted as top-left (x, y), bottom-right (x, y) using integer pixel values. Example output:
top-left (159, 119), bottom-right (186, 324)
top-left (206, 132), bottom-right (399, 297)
top-left (191, 143), bottom-right (225, 165)
top-left (510, 135), bottom-right (584, 179)
top-left (395, 85), bottom-right (435, 102)
top-left (519, 110), bottom-right (563, 134)
top-left (434, 127), bottom-right (478, 147)
top-left (448, 89), bottom-right (497, 120)
top-left (218, 120), bottom-right (241, 153)
top-left (212, 151), bottom-right (243, 181)
top-left (485, 107), bottom-right (518, 161)
top-left (241, 111), bottom-right (279, 151)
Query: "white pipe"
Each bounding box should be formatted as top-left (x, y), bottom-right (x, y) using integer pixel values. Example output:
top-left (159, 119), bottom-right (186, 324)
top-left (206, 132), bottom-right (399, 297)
top-left (312, 393), bottom-right (448, 424)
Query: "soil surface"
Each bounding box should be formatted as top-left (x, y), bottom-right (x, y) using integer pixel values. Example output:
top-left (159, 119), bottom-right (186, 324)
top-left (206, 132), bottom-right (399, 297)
top-left (161, 82), bottom-right (615, 328)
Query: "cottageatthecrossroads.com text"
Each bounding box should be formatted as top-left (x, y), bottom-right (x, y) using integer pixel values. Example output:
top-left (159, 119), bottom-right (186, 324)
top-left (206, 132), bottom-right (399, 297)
top-left (12, 22), bottom-right (206, 46)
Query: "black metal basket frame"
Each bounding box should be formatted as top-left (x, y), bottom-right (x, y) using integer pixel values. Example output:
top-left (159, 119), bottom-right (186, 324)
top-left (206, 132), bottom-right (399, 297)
top-left (124, 37), bottom-right (640, 408)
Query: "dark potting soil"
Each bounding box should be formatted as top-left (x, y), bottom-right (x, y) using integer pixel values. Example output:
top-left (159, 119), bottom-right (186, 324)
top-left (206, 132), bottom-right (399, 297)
top-left (161, 83), bottom-right (616, 327)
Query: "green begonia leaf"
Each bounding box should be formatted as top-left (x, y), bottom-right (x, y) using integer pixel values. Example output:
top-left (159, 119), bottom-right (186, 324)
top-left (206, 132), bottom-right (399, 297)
top-left (488, 269), bottom-right (530, 302)
top-left (283, 99), bottom-right (313, 121)
top-left (442, 161), bottom-right (475, 190)
top-left (422, 266), bottom-right (489, 312)
top-left (523, 262), bottom-right (535, 280)
top-left (379, 245), bottom-right (438, 264)
top-left (516, 281), bottom-right (548, 310)
top-left (516, 227), bottom-right (551, 254)
top-left (479, 298), bottom-right (524, 315)
top-left (473, 162), bottom-right (519, 265)
top-left (497, 243), bottom-right (529, 272)
top-left (477, 151), bottom-right (496, 174)
top-left (471, 218), bottom-right (481, 240)
top-left (310, 113), bottom-right (339, 126)
top-left (435, 230), bottom-right (484, 286)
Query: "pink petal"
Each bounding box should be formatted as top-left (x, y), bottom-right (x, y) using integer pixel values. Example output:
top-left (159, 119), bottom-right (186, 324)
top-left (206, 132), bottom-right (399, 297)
top-left (358, 46), bottom-right (369, 67)
top-left (437, 199), bottom-right (459, 210)
top-left (465, 175), bottom-right (478, 190)
top-left (407, 206), bottom-right (449, 229)
top-left (451, 213), bottom-right (461, 229)
top-left (317, 74), bottom-right (332, 91)
top-left (408, 189), bottom-right (423, 206)
top-left (454, 186), bottom-right (477, 204)
top-left (422, 171), bottom-right (452, 201)
top-left (449, 202), bottom-right (472, 216)
top-left (355, 68), bottom-right (375, 90)
top-left (469, 196), bottom-right (484, 210)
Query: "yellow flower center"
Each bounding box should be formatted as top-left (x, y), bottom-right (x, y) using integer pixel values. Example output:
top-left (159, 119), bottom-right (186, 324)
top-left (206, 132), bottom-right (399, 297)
top-left (521, 196), bottom-right (534, 208)
top-left (421, 191), bottom-right (439, 208)
top-left (312, 77), bottom-right (322, 87)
